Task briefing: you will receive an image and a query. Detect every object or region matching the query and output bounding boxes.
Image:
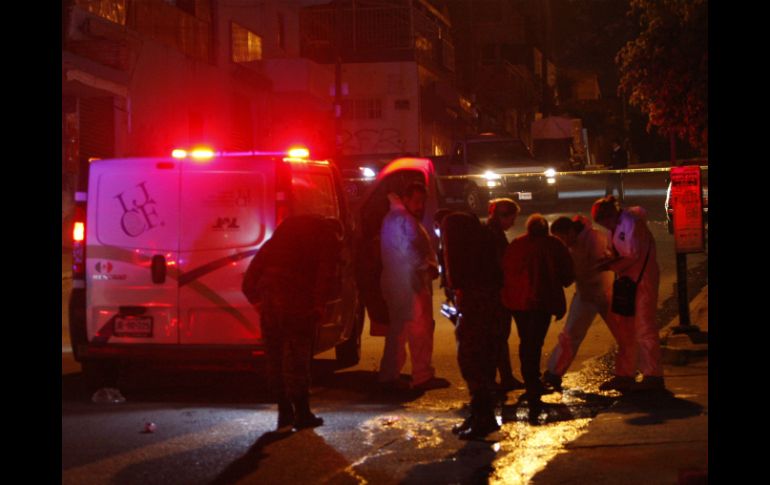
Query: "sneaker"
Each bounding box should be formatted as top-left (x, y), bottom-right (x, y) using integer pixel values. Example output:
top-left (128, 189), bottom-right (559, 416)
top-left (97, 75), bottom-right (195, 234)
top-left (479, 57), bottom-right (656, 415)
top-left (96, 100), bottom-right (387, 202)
top-left (599, 375), bottom-right (636, 391)
top-left (542, 371), bottom-right (563, 392)
top-left (632, 376), bottom-right (665, 391)
top-left (380, 378), bottom-right (411, 392)
top-left (411, 376), bottom-right (451, 391)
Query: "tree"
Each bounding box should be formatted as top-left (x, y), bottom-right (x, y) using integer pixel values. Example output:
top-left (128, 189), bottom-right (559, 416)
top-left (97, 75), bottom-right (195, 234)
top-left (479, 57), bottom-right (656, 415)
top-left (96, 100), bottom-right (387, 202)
top-left (616, 0), bottom-right (708, 154)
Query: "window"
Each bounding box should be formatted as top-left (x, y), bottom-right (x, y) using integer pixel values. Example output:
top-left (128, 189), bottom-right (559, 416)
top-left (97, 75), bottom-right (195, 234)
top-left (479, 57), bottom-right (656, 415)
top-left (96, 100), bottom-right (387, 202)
top-left (75, 0), bottom-right (126, 25)
top-left (232, 22), bottom-right (262, 63)
top-left (130, 0), bottom-right (212, 62)
top-left (292, 172), bottom-right (339, 218)
top-left (342, 98), bottom-right (383, 120)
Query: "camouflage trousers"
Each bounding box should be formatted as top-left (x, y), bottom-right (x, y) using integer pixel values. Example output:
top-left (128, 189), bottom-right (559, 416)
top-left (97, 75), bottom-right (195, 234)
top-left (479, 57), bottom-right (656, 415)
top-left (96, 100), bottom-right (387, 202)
top-left (455, 289), bottom-right (505, 407)
top-left (260, 308), bottom-right (318, 403)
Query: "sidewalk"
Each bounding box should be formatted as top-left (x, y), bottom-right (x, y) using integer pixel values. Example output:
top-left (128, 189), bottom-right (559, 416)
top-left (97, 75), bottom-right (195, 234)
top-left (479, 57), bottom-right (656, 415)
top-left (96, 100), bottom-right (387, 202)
top-left (533, 286), bottom-right (709, 484)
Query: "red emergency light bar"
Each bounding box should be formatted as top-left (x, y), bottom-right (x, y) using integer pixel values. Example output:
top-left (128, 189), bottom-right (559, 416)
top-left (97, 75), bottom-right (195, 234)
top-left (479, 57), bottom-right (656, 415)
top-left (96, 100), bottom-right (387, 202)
top-left (171, 146), bottom-right (311, 160)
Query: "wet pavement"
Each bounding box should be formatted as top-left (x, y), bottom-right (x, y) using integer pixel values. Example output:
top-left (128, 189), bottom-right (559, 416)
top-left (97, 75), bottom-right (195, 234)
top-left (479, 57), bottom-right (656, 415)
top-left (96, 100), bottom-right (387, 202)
top-left (62, 213), bottom-right (708, 483)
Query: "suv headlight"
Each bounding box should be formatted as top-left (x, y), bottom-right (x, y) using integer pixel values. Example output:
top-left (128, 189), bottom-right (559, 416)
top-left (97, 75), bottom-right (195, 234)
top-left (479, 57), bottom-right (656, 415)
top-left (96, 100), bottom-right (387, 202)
top-left (360, 166), bottom-right (376, 179)
top-left (544, 168), bottom-right (556, 184)
top-left (483, 170), bottom-right (502, 187)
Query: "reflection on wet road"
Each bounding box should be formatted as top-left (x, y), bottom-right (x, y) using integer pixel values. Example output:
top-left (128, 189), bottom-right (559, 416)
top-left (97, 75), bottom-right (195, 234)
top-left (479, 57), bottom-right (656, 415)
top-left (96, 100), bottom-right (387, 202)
top-left (336, 354), bottom-right (623, 485)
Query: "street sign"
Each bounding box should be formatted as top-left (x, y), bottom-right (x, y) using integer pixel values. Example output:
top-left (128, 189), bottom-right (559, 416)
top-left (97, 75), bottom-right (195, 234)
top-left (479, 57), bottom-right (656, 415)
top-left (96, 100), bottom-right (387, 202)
top-left (670, 166), bottom-right (705, 253)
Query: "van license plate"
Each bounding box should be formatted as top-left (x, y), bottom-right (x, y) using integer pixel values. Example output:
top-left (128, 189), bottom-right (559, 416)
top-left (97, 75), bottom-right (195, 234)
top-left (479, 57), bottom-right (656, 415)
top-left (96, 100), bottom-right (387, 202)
top-left (114, 316), bottom-right (153, 337)
top-left (518, 192), bottom-right (532, 200)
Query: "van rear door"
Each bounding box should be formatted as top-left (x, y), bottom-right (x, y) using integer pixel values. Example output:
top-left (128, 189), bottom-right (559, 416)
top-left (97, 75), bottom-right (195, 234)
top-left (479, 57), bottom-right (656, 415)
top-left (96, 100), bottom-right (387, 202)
top-left (289, 162), bottom-right (349, 349)
top-left (177, 156), bottom-right (273, 345)
top-left (87, 158), bottom-right (181, 345)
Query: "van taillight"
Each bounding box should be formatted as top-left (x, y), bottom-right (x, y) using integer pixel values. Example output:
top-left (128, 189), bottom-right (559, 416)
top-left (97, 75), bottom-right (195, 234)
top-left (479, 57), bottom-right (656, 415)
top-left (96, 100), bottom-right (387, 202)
top-left (72, 194), bottom-right (87, 282)
top-left (73, 222), bottom-right (85, 242)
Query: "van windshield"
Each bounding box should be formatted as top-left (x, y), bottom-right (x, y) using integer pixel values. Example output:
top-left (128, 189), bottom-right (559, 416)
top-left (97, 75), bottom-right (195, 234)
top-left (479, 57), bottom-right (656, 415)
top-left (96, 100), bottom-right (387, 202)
top-left (466, 140), bottom-right (535, 167)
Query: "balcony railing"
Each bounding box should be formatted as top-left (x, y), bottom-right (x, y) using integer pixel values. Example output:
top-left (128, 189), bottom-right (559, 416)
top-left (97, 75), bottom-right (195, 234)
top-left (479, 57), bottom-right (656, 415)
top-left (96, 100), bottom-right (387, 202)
top-left (300, 2), bottom-right (453, 73)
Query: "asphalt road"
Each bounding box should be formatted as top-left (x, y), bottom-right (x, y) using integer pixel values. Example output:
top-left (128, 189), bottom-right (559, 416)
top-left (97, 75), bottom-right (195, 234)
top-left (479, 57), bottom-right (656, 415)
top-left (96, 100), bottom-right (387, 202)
top-left (61, 170), bottom-right (707, 484)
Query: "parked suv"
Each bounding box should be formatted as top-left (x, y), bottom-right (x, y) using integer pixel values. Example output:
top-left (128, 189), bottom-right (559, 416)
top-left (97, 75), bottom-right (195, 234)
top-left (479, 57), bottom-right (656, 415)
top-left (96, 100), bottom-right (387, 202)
top-left (432, 135), bottom-right (559, 213)
top-left (69, 147), bottom-right (364, 389)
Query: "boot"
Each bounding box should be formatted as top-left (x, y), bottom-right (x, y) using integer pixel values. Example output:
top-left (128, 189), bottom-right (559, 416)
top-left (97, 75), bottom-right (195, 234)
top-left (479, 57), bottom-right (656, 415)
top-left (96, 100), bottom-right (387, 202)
top-left (277, 398), bottom-right (295, 429)
top-left (451, 414), bottom-right (473, 435)
top-left (542, 371), bottom-right (563, 392)
top-left (457, 412), bottom-right (500, 440)
top-left (292, 395), bottom-right (324, 429)
top-left (457, 396), bottom-right (499, 440)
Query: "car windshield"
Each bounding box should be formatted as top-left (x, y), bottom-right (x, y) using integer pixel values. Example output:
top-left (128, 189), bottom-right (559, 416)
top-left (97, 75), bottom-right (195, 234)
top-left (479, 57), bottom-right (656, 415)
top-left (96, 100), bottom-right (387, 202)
top-left (466, 140), bottom-right (536, 167)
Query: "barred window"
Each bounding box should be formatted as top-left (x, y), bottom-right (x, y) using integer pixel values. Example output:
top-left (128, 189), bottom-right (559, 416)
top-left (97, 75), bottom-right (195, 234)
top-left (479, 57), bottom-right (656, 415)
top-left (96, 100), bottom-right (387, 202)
top-left (232, 22), bottom-right (262, 63)
top-left (342, 98), bottom-right (383, 120)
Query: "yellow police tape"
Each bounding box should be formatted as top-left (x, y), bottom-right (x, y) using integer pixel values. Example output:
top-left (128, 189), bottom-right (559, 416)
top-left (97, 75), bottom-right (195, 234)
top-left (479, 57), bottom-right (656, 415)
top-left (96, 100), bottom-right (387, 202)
top-left (343, 165), bottom-right (708, 182)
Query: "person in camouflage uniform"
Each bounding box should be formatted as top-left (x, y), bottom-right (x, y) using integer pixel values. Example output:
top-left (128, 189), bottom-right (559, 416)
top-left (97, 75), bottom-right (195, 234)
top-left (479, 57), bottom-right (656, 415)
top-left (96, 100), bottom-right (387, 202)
top-left (441, 210), bottom-right (502, 439)
top-left (243, 215), bottom-right (343, 430)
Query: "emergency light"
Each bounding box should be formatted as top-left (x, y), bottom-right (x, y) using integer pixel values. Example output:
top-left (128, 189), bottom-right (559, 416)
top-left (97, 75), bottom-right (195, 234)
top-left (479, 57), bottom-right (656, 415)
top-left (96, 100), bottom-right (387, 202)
top-left (171, 149), bottom-right (188, 159)
top-left (287, 147), bottom-right (310, 158)
top-left (171, 146), bottom-right (310, 160)
top-left (191, 148), bottom-right (215, 160)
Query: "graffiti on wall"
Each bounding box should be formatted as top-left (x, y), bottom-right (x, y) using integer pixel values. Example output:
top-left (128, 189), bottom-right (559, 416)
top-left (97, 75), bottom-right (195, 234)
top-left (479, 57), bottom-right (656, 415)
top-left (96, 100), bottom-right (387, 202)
top-left (339, 128), bottom-right (407, 154)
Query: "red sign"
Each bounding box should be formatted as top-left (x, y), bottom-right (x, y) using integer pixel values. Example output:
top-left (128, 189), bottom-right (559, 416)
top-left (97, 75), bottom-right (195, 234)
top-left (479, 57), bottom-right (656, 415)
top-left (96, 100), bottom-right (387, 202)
top-left (670, 166), bottom-right (705, 253)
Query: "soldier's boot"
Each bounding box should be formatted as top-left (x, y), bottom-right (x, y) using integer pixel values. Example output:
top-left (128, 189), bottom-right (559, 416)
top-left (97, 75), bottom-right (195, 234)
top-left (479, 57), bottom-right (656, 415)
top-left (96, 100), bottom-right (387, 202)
top-left (451, 413), bottom-right (474, 435)
top-left (292, 395), bottom-right (324, 429)
top-left (458, 396), bottom-right (499, 440)
top-left (277, 398), bottom-right (295, 429)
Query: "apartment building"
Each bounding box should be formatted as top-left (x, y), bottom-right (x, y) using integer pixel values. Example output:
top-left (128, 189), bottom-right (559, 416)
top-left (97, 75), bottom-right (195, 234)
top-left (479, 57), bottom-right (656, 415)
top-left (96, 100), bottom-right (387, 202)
top-left (62, 0), bottom-right (336, 206)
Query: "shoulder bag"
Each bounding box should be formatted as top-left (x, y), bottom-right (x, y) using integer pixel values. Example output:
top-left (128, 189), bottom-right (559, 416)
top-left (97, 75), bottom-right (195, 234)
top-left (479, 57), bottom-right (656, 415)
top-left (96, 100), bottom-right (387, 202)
top-left (611, 244), bottom-right (651, 317)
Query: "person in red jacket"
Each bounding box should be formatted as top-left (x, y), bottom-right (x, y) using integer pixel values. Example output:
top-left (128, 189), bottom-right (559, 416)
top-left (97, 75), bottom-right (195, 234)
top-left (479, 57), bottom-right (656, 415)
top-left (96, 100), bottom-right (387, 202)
top-left (502, 214), bottom-right (575, 398)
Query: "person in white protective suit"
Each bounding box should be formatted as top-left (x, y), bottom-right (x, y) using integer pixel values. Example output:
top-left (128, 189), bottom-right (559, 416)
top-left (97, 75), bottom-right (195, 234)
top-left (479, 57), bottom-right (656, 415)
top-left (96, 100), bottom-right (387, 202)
top-left (378, 182), bottom-right (442, 390)
top-left (542, 215), bottom-right (615, 391)
top-left (591, 196), bottom-right (664, 392)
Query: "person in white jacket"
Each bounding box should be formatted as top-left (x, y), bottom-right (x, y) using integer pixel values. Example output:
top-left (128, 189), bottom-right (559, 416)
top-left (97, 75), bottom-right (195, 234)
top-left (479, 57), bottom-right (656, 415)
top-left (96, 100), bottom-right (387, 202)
top-left (592, 196), bottom-right (664, 392)
top-left (543, 215), bottom-right (616, 391)
top-left (378, 182), bottom-right (441, 390)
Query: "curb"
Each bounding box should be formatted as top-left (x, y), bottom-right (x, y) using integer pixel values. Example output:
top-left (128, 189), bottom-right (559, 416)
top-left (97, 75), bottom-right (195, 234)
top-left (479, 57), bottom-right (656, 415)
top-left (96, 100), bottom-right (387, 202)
top-left (659, 285), bottom-right (708, 366)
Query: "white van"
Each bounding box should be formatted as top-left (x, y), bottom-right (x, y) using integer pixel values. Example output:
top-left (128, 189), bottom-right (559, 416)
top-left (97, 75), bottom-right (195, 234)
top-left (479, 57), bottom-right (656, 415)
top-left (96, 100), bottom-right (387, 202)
top-left (69, 148), bottom-right (363, 389)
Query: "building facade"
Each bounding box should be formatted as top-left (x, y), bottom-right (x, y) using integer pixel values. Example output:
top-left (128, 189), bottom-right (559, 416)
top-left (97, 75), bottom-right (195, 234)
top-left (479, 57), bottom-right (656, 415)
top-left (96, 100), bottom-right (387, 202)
top-left (62, 0), bottom-right (336, 212)
top-left (446, 0), bottom-right (560, 147)
top-left (299, 0), bottom-right (471, 160)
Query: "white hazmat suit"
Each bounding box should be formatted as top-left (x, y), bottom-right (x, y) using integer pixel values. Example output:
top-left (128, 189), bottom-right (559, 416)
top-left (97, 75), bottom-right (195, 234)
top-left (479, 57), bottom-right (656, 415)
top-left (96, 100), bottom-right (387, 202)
top-left (547, 215), bottom-right (615, 377)
top-left (607, 207), bottom-right (662, 379)
top-left (378, 196), bottom-right (438, 387)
